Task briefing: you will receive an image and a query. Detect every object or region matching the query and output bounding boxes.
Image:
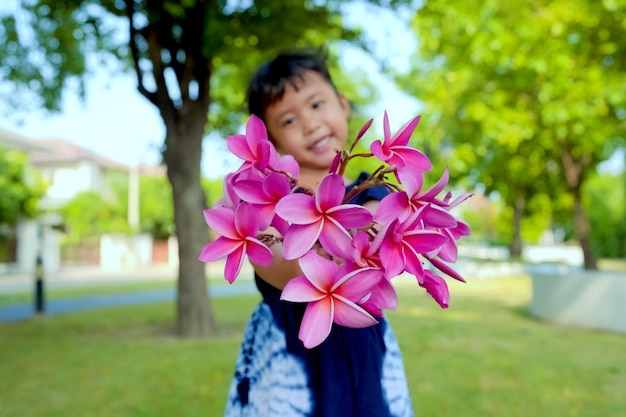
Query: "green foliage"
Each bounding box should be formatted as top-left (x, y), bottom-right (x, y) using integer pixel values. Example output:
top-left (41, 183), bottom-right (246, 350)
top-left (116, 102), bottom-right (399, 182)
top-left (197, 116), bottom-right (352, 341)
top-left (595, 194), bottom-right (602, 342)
top-left (58, 191), bottom-right (129, 243)
top-left (139, 175), bottom-right (174, 239)
top-left (461, 193), bottom-right (505, 244)
top-left (202, 176), bottom-right (226, 207)
top-left (0, 146), bottom-right (47, 225)
top-left (399, 0), bottom-right (626, 250)
top-left (586, 170), bottom-right (626, 257)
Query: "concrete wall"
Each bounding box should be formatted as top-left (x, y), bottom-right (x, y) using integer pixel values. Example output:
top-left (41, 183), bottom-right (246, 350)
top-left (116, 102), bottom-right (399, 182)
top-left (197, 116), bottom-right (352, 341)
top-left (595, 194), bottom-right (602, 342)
top-left (15, 219), bottom-right (61, 274)
top-left (530, 270), bottom-right (626, 333)
top-left (99, 233), bottom-right (153, 270)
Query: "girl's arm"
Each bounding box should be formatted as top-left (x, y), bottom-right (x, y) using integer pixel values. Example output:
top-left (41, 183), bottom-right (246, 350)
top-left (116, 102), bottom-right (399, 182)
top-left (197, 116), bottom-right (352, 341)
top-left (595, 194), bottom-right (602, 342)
top-left (250, 231), bottom-right (302, 290)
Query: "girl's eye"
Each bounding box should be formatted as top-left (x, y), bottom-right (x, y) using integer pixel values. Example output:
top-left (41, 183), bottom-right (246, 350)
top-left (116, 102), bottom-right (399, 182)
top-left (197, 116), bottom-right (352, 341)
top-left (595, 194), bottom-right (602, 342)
top-left (312, 101), bottom-right (323, 109)
top-left (282, 117), bottom-right (295, 127)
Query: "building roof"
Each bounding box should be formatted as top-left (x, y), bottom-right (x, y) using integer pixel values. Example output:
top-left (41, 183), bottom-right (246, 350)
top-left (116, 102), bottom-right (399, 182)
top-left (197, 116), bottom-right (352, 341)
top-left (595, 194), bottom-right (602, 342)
top-left (0, 127), bottom-right (51, 152)
top-left (138, 163), bottom-right (167, 177)
top-left (28, 138), bottom-right (127, 169)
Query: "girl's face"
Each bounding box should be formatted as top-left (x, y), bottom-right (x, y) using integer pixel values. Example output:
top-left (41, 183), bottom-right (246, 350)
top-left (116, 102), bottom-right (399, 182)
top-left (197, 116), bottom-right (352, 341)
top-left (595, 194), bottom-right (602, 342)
top-left (263, 70), bottom-right (350, 173)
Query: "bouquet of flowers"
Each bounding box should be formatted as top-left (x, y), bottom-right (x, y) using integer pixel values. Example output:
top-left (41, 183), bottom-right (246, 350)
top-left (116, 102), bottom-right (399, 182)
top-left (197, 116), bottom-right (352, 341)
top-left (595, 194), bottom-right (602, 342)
top-left (199, 112), bottom-right (472, 348)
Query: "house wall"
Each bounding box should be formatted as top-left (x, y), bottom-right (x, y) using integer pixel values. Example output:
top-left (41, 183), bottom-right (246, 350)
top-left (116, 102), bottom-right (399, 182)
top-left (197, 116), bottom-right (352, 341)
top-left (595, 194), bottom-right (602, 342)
top-left (15, 219), bottom-right (61, 273)
top-left (38, 160), bottom-right (102, 209)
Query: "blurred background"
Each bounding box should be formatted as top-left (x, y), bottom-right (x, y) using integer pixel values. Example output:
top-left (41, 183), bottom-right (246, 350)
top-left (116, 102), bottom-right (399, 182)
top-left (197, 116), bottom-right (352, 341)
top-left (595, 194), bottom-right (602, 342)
top-left (0, 1), bottom-right (625, 416)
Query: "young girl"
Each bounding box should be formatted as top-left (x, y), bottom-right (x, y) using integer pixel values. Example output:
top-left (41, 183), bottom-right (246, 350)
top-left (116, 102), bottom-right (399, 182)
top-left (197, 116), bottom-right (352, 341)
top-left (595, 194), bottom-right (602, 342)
top-left (224, 49), bottom-right (414, 417)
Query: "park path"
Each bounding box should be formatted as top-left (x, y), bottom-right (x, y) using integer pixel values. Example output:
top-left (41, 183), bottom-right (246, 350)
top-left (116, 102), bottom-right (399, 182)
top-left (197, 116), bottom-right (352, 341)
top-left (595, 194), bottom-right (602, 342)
top-left (0, 264), bottom-right (256, 324)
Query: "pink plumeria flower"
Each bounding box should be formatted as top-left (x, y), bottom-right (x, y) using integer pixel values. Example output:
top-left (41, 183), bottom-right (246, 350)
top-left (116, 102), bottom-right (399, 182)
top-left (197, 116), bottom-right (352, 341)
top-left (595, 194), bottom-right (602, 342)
top-left (280, 251), bottom-right (382, 348)
top-left (233, 171), bottom-right (292, 234)
top-left (269, 152), bottom-right (300, 179)
top-left (227, 114), bottom-right (275, 172)
top-left (275, 173), bottom-right (373, 260)
top-left (426, 255), bottom-right (466, 283)
top-left (370, 111), bottom-right (432, 171)
top-left (199, 203), bottom-right (273, 283)
top-left (428, 219), bottom-right (471, 263)
top-left (213, 173), bottom-right (239, 210)
top-left (375, 166), bottom-right (458, 228)
top-left (379, 212), bottom-right (449, 283)
top-left (343, 231), bottom-right (398, 317)
top-left (420, 270), bottom-right (450, 308)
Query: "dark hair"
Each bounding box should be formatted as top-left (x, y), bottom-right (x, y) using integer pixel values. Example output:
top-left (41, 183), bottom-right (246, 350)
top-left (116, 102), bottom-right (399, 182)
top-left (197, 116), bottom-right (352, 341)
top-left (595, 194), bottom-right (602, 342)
top-left (246, 47), bottom-right (337, 119)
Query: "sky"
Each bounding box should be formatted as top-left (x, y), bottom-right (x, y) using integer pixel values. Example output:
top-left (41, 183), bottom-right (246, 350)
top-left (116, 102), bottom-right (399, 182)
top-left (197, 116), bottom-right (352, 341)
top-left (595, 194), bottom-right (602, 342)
top-left (0, 1), bottom-right (622, 177)
top-left (0, 2), bottom-right (421, 178)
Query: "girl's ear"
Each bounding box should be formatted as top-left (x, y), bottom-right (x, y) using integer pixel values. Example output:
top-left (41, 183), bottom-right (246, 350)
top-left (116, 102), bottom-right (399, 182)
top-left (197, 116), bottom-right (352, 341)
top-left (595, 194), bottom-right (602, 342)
top-left (339, 93), bottom-right (351, 119)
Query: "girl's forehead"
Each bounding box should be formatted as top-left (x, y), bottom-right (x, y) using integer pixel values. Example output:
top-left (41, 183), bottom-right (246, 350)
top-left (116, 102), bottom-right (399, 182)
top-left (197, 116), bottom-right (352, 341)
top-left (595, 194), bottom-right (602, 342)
top-left (270, 71), bottom-right (332, 107)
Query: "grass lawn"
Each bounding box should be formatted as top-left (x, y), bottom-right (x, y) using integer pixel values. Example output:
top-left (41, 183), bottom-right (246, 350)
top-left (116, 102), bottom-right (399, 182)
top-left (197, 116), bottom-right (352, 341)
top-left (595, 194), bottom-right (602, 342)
top-left (1, 275), bottom-right (624, 417)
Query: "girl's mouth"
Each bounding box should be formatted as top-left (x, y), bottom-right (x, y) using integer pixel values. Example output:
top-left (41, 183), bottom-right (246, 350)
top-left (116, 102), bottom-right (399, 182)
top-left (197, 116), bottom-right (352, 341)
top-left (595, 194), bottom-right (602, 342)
top-left (309, 136), bottom-right (332, 152)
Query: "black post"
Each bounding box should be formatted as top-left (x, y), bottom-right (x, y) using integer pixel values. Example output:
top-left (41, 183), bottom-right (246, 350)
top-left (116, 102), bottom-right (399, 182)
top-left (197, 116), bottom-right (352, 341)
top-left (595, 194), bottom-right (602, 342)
top-left (34, 223), bottom-right (45, 314)
top-left (34, 254), bottom-right (45, 313)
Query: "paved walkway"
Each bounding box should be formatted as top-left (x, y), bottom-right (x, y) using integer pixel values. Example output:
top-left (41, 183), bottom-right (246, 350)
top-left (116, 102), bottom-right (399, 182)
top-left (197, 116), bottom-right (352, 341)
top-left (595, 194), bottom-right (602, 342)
top-left (0, 264), bottom-right (256, 324)
top-left (1, 260), bottom-right (583, 325)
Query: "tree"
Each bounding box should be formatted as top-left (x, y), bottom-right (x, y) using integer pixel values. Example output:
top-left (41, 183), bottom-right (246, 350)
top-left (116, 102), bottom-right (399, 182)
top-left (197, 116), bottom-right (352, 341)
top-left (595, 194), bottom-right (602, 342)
top-left (585, 170), bottom-right (626, 258)
top-left (58, 190), bottom-right (129, 243)
top-left (1, 0), bottom-right (412, 337)
top-left (398, 0), bottom-right (626, 269)
top-left (0, 146), bottom-right (47, 226)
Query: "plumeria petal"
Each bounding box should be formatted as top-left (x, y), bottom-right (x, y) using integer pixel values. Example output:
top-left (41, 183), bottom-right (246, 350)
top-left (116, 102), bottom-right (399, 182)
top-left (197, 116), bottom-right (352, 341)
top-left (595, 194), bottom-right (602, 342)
top-left (298, 252), bottom-right (338, 292)
top-left (316, 174), bottom-right (344, 212)
top-left (421, 169), bottom-right (450, 201)
top-left (247, 114), bottom-right (268, 144)
top-left (300, 298), bottom-right (334, 349)
top-left (318, 219), bottom-right (355, 259)
top-left (332, 294), bottom-right (379, 328)
top-left (245, 237), bottom-right (273, 266)
top-left (226, 134), bottom-right (254, 161)
top-left (368, 277), bottom-right (399, 311)
top-left (420, 270), bottom-right (450, 308)
top-left (403, 230), bottom-right (449, 254)
top-left (397, 166), bottom-right (425, 196)
top-left (273, 154), bottom-right (300, 178)
top-left (422, 205), bottom-right (458, 229)
top-left (370, 140), bottom-right (390, 162)
top-left (281, 275), bottom-right (327, 302)
top-left (232, 179), bottom-right (270, 204)
top-left (224, 245), bottom-right (246, 283)
top-left (390, 115), bottom-right (421, 147)
top-left (428, 256), bottom-right (466, 282)
top-left (203, 208), bottom-right (238, 239)
top-left (333, 267), bottom-right (382, 300)
top-left (383, 111), bottom-right (391, 141)
top-left (374, 192), bottom-right (410, 224)
top-left (391, 147), bottom-right (432, 170)
top-left (402, 243), bottom-right (426, 283)
top-left (234, 203), bottom-right (261, 237)
top-left (198, 237), bottom-right (240, 262)
top-left (327, 205), bottom-right (373, 228)
top-left (283, 222), bottom-right (323, 260)
top-left (275, 194), bottom-right (318, 224)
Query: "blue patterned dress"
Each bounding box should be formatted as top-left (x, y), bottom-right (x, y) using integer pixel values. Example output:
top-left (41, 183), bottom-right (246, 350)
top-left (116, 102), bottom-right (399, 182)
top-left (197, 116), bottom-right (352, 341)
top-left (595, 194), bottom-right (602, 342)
top-left (224, 174), bottom-right (414, 417)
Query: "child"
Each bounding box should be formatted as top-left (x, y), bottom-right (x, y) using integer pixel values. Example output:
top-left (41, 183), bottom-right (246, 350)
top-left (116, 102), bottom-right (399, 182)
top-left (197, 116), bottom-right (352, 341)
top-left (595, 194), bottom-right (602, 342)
top-left (224, 48), bottom-right (414, 417)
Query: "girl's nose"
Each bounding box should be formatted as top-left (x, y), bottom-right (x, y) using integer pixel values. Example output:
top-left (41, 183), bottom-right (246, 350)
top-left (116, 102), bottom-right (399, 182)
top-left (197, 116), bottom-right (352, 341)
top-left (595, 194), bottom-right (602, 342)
top-left (303, 116), bottom-right (320, 136)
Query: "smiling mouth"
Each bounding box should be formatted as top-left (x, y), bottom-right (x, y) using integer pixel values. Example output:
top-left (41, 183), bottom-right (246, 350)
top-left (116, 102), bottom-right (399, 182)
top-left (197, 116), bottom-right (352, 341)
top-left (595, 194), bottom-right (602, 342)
top-left (309, 136), bottom-right (332, 152)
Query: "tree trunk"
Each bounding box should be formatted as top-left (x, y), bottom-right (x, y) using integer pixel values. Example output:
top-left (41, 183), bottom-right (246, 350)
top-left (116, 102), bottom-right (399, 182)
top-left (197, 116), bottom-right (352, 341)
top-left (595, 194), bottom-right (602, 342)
top-left (560, 150), bottom-right (598, 271)
top-left (572, 189), bottom-right (597, 270)
top-left (165, 115), bottom-right (217, 337)
top-left (509, 194), bottom-right (525, 259)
